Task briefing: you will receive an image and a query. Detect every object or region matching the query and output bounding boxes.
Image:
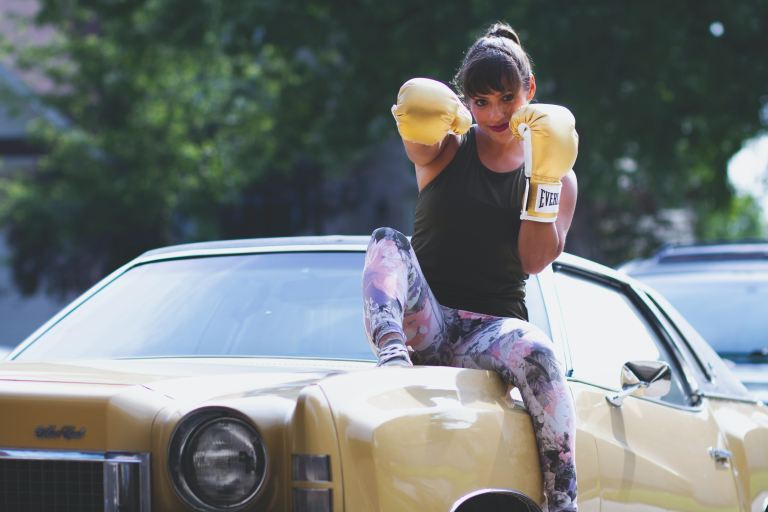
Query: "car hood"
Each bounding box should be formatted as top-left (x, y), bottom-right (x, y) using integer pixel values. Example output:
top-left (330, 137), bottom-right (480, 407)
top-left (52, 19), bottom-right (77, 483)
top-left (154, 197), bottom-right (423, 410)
top-left (0, 357), bottom-right (371, 452)
top-left (0, 357), bottom-right (369, 393)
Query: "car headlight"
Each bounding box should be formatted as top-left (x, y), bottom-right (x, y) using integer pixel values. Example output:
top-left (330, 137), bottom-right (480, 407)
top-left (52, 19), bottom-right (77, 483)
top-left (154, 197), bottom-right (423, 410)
top-left (169, 409), bottom-right (268, 511)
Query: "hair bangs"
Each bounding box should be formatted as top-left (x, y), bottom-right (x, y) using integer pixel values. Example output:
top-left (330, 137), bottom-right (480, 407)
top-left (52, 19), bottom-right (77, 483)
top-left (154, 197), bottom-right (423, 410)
top-left (462, 52), bottom-right (521, 98)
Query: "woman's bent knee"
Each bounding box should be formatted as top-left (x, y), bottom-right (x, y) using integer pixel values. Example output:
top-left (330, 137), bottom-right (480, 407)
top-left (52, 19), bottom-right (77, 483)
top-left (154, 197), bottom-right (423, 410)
top-left (370, 227), bottom-right (411, 251)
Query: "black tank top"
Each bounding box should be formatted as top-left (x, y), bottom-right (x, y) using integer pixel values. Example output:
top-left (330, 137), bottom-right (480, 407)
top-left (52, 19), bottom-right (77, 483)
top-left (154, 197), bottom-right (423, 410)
top-left (411, 126), bottom-right (529, 319)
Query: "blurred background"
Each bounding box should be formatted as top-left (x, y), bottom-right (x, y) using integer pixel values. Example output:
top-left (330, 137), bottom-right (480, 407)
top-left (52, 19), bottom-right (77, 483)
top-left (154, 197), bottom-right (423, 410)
top-left (0, 0), bottom-right (767, 350)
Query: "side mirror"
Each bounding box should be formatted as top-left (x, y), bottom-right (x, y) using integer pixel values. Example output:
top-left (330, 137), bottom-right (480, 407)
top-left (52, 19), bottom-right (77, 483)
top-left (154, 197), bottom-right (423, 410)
top-left (605, 360), bottom-right (672, 407)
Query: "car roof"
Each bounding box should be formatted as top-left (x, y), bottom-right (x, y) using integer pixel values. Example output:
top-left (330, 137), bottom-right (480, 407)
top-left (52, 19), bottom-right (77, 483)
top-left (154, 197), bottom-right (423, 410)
top-left (136, 235), bottom-right (622, 280)
top-left (140, 235), bottom-right (372, 257)
top-left (620, 241), bottom-right (768, 275)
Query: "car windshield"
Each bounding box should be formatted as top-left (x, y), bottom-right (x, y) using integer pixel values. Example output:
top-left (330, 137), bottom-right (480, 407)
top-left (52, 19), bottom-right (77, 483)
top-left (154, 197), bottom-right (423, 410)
top-left (13, 252), bottom-right (374, 361)
top-left (638, 270), bottom-right (768, 359)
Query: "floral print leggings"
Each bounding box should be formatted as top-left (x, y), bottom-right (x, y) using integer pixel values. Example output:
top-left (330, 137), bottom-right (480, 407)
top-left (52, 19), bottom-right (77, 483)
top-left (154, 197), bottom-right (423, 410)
top-left (362, 227), bottom-right (577, 512)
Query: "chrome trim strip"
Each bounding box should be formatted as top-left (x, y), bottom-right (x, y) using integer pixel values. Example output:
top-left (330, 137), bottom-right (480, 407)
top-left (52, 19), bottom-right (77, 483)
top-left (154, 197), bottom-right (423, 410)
top-left (104, 460), bottom-right (121, 511)
top-left (449, 488), bottom-right (542, 512)
top-left (0, 449), bottom-right (151, 512)
top-left (0, 448), bottom-right (110, 461)
top-left (632, 287), bottom-right (707, 403)
top-left (699, 391), bottom-right (762, 405)
top-left (566, 377), bottom-right (705, 412)
top-left (104, 452), bottom-right (151, 512)
top-left (137, 244), bottom-right (368, 265)
top-left (640, 287), bottom-right (715, 383)
top-left (138, 452), bottom-right (152, 512)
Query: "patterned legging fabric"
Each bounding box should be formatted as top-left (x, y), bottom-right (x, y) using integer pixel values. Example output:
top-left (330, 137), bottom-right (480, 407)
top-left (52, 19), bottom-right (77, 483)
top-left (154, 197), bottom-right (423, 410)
top-left (362, 227), bottom-right (577, 512)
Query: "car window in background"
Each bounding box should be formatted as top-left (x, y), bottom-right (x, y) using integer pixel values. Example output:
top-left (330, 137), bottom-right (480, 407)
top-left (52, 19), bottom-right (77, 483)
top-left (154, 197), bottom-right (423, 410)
top-left (636, 271), bottom-right (768, 362)
top-left (15, 252), bottom-right (373, 361)
top-left (642, 289), bottom-right (751, 398)
top-left (554, 270), bottom-right (688, 406)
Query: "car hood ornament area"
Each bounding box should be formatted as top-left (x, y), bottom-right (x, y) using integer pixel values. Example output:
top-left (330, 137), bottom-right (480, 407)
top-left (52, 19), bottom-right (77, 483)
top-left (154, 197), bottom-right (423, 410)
top-left (34, 425), bottom-right (87, 440)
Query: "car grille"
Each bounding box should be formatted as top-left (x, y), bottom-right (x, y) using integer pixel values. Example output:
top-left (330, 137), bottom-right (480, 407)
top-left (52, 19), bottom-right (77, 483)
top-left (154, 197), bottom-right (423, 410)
top-left (0, 458), bottom-right (104, 511)
top-left (0, 449), bottom-right (150, 512)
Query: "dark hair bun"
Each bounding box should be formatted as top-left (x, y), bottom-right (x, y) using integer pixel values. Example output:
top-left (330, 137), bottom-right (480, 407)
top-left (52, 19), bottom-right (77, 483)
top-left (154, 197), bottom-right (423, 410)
top-left (486, 22), bottom-right (521, 45)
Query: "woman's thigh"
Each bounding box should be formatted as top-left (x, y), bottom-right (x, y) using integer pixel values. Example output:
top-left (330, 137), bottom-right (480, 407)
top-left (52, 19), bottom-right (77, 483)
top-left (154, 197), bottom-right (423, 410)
top-left (448, 315), bottom-right (556, 377)
top-left (410, 307), bottom-right (504, 366)
top-left (400, 281), bottom-right (452, 364)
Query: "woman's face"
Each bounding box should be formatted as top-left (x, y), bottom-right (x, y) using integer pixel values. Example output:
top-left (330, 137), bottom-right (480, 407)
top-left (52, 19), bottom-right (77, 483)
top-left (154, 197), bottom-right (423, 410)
top-left (468, 80), bottom-right (535, 144)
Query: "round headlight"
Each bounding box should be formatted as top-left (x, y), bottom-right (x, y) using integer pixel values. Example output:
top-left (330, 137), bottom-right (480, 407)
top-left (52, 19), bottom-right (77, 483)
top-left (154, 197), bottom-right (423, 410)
top-left (169, 411), bottom-right (268, 511)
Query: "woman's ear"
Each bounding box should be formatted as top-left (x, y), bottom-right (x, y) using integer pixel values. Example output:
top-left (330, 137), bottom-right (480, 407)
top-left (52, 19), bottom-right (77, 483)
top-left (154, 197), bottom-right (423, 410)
top-left (527, 74), bottom-right (537, 101)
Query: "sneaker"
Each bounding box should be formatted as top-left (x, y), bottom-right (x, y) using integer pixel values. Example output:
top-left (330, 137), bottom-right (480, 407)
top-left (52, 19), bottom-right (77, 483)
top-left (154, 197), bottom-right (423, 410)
top-left (377, 340), bottom-right (413, 367)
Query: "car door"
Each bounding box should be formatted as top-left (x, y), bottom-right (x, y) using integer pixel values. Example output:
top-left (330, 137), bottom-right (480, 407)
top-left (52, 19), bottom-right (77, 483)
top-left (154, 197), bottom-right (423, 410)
top-left (552, 265), bottom-right (742, 511)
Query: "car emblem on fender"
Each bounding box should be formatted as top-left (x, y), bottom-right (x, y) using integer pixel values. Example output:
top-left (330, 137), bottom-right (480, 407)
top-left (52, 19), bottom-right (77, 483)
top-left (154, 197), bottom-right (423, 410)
top-left (34, 425), bottom-right (87, 440)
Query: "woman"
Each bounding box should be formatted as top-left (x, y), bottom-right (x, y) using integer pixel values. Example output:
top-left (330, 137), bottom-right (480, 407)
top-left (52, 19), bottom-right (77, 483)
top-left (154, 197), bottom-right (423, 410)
top-left (362, 22), bottom-right (578, 512)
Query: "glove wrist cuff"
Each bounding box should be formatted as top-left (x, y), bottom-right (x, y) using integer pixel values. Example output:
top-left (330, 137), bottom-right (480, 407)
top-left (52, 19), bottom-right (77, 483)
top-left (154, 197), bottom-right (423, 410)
top-left (520, 181), bottom-right (562, 222)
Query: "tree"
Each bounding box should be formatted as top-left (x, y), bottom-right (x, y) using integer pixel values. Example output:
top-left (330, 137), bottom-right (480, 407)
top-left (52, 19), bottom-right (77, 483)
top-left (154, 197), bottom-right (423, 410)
top-left (509, 1), bottom-right (768, 260)
top-left (1, 0), bottom-right (767, 295)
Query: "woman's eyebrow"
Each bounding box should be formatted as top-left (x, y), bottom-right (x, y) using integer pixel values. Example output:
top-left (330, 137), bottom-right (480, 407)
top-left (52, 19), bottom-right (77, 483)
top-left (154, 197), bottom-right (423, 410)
top-left (471, 91), bottom-right (509, 99)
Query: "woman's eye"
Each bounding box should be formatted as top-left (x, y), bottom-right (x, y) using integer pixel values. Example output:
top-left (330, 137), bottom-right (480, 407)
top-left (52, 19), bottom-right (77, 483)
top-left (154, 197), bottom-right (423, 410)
top-left (502, 94), bottom-right (515, 102)
top-left (474, 99), bottom-right (486, 107)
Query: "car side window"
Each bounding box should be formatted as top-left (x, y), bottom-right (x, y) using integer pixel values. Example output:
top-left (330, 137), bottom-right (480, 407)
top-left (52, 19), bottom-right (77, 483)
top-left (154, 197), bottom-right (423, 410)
top-left (554, 269), bottom-right (688, 406)
top-left (525, 275), bottom-right (551, 340)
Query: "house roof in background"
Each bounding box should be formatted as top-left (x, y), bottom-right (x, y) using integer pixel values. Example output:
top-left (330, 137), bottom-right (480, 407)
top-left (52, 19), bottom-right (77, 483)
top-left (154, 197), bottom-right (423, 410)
top-left (0, 0), bottom-right (57, 94)
top-left (0, 63), bottom-right (37, 138)
top-left (0, 0), bottom-right (68, 139)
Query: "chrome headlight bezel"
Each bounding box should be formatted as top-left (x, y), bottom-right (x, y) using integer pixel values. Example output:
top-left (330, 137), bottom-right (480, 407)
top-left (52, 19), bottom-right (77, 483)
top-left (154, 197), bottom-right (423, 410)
top-left (168, 408), bottom-right (268, 511)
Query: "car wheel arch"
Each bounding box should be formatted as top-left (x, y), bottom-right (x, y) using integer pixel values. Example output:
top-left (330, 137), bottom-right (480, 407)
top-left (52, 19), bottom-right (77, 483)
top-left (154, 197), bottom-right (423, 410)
top-left (449, 488), bottom-right (543, 512)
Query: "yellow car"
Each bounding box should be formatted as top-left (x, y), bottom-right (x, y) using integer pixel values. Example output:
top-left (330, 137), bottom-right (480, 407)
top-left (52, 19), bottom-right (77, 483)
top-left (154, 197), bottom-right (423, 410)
top-left (1, 236), bottom-right (766, 512)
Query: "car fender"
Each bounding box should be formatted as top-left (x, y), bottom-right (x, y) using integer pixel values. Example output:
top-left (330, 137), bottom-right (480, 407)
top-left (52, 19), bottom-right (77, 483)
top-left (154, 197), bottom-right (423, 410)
top-left (317, 366), bottom-right (543, 512)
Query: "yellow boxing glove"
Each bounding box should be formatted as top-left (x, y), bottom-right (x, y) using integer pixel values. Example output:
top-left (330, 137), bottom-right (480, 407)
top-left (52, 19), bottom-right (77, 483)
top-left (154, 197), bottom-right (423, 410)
top-left (509, 103), bottom-right (578, 222)
top-left (391, 78), bottom-right (472, 146)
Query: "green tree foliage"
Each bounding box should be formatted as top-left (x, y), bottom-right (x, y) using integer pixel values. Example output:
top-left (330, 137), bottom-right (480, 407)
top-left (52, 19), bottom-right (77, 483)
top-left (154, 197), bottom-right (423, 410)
top-left (1, 0), bottom-right (767, 295)
top-left (517, 1), bottom-right (768, 260)
top-left (697, 194), bottom-right (766, 241)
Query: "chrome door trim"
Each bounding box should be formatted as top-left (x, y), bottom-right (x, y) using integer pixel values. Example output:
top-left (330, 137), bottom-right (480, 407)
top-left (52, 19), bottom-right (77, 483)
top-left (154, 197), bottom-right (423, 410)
top-left (566, 377), bottom-right (704, 413)
top-left (631, 285), bottom-right (705, 404)
top-left (699, 391), bottom-right (762, 405)
top-left (535, 266), bottom-right (574, 376)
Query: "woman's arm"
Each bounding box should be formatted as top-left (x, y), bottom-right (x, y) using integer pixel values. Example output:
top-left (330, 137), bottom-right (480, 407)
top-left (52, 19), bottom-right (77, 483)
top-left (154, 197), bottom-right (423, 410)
top-left (391, 78), bottom-right (470, 189)
top-left (404, 135), bottom-right (462, 192)
top-left (402, 138), bottom-right (445, 167)
top-left (518, 171), bottom-right (578, 274)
